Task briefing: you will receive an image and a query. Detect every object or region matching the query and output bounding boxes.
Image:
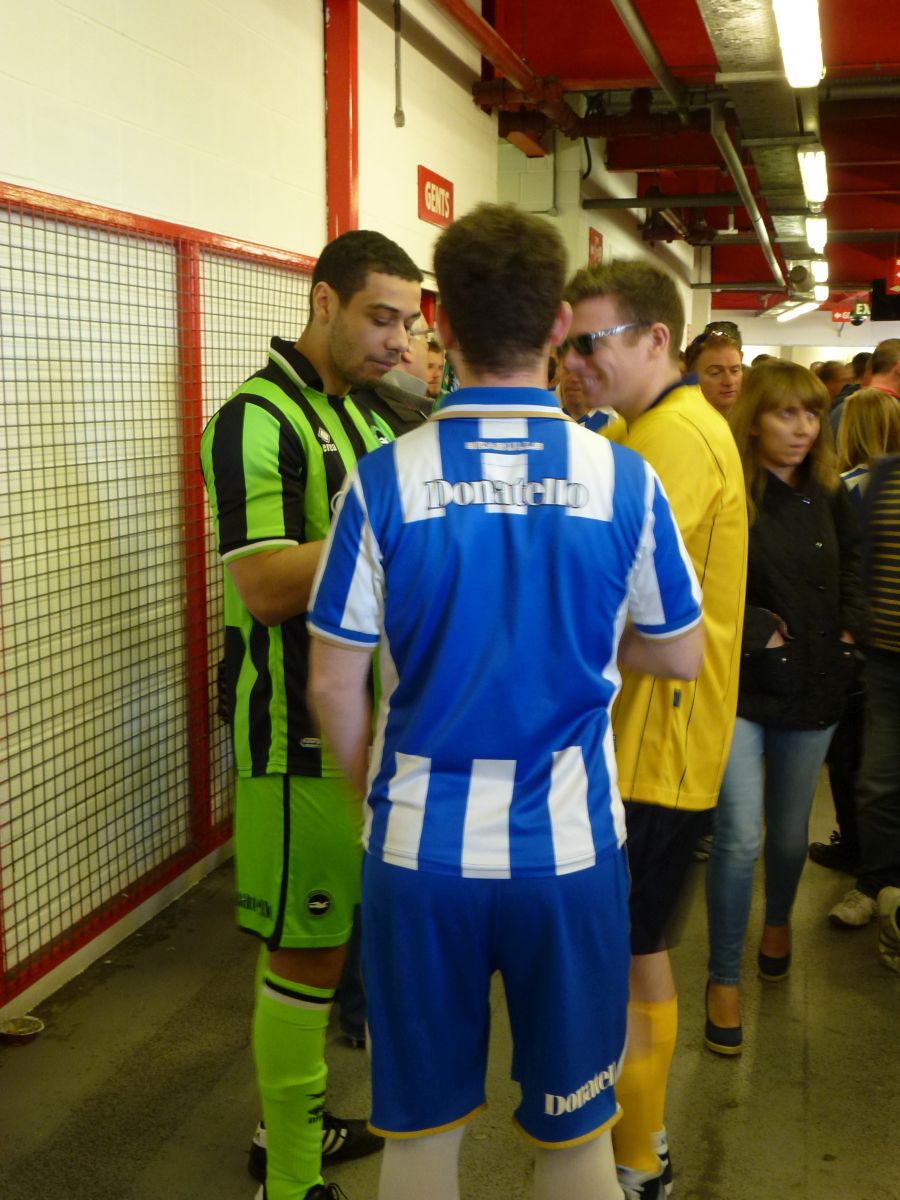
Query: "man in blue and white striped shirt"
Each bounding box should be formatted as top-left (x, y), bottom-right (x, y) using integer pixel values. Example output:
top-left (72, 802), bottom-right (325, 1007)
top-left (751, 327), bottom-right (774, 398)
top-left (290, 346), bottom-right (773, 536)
top-left (308, 204), bottom-right (703, 1200)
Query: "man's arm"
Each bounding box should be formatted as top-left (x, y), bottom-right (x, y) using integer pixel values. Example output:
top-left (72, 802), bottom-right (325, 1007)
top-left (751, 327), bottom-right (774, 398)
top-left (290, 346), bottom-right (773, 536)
top-left (227, 541), bottom-right (324, 627)
top-left (618, 621), bottom-right (704, 680)
top-left (307, 636), bottom-right (373, 796)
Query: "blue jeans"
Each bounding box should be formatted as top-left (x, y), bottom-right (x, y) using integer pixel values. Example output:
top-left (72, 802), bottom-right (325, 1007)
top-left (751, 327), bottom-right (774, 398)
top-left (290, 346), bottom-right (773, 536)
top-left (706, 717), bottom-right (836, 985)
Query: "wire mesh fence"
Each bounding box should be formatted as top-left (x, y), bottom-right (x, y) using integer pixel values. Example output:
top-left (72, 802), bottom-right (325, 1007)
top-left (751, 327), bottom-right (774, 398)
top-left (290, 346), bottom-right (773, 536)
top-left (0, 188), bottom-right (313, 1005)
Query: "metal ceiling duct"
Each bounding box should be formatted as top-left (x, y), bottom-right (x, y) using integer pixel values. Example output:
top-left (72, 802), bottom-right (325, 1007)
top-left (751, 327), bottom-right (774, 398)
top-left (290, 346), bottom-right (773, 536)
top-left (694, 0), bottom-right (813, 249)
top-left (710, 102), bottom-right (786, 286)
top-left (609, 0), bottom-right (789, 286)
top-left (607, 0), bottom-right (690, 122)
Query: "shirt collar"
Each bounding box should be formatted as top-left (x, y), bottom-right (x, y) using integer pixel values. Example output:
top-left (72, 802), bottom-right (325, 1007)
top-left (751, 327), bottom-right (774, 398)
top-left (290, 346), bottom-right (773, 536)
top-left (269, 337), bottom-right (329, 396)
top-left (431, 385), bottom-right (568, 421)
top-left (645, 373), bottom-right (697, 413)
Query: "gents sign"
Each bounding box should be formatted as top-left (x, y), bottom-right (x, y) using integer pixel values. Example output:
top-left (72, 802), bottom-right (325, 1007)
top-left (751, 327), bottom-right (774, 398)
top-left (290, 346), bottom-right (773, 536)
top-left (418, 166), bottom-right (454, 228)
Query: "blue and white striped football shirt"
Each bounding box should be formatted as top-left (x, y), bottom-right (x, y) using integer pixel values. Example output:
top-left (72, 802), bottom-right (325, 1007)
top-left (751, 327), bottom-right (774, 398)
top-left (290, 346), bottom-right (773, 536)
top-left (308, 387), bottom-right (701, 878)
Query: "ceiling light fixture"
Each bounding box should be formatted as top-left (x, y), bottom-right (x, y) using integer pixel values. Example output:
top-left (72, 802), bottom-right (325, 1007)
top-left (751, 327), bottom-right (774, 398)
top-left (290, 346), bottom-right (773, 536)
top-left (810, 258), bottom-right (829, 283)
top-left (806, 215), bottom-right (828, 253)
top-left (772, 0), bottom-right (824, 88)
top-left (797, 145), bottom-right (829, 204)
top-left (776, 300), bottom-right (821, 322)
top-left (813, 284), bottom-right (829, 303)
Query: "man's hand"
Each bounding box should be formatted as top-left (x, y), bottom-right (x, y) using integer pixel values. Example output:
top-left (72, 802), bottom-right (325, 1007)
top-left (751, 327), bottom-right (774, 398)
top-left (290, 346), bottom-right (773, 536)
top-left (308, 636), bottom-right (373, 797)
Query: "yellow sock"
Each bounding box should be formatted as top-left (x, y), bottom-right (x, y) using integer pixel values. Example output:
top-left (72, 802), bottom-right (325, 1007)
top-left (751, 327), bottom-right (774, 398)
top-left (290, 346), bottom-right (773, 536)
top-left (645, 995), bottom-right (677, 1137)
top-left (612, 996), bottom-right (678, 1174)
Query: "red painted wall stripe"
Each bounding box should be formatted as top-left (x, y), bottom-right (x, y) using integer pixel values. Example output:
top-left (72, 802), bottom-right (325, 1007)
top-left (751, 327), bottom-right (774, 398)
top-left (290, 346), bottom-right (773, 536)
top-left (325, 0), bottom-right (359, 239)
top-left (178, 240), bottom-right (212, 850)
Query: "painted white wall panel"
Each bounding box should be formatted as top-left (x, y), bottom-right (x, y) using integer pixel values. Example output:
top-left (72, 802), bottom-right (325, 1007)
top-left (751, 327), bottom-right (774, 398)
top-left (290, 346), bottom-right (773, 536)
top-left (357, 3), bottom-right (498, 279)
top-left (0, 0), bottom-right (326, 254)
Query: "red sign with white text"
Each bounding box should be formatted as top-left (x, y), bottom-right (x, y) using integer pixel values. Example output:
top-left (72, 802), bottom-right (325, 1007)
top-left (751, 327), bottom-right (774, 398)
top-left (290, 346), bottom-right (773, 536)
top-left (418, 166), bottom-right (454, 229)
top-left (588, 227), bottom-right (604, 267)
top-left (832, 306), bottom-right (850, 323)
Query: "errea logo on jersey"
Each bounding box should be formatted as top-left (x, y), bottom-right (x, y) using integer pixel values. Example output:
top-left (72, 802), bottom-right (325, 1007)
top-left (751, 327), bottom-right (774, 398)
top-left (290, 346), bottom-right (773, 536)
top-left (317, 426), bottom-right (338, 453)
top-left (425, 476), bottom-right (588, 511)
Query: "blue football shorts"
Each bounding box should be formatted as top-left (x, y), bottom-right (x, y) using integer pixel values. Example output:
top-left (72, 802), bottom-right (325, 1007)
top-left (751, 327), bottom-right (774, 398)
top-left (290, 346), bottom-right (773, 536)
top-left (361, 848), bottom-right (630, 1147)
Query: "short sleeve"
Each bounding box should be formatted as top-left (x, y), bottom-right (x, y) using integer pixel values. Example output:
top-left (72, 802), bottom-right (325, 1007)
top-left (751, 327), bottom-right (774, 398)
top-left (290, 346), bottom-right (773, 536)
top-left (202, 397), bottom-right (306, 558)
top-left (628, 465), bottom-right (703, 637)
top-left (307, 472), bottom-right (384, 647)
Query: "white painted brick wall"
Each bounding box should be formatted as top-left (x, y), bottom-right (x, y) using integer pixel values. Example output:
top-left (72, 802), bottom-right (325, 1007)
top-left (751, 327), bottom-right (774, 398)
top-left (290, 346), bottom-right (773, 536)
top-left (0, 0), bottom-right (327, 254)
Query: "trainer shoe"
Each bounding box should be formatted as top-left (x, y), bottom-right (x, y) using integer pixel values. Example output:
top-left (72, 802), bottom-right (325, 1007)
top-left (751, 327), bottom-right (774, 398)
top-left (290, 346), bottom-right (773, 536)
top-left (808, 831), bottom-right (858, 874)
top-left (255, 1185), bottom-right (348, 1200)
top-left (692, 832), bottom-right (713, 862)
top-left (617, 1163), bottom-right (667, 1200)
top-left (652, 1128), bottom-right (673, 1196)
top-left (877, 886), bottom-right (900, 973)
top-left (249, 1114), bottom-right (383, 1183)
top-left (829, 888), bottom-right (878, 928)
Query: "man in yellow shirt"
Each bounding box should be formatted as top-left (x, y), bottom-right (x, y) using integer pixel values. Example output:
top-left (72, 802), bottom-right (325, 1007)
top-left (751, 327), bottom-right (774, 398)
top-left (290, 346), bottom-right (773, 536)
top-left (562, 261), bottom-right (748, 1200)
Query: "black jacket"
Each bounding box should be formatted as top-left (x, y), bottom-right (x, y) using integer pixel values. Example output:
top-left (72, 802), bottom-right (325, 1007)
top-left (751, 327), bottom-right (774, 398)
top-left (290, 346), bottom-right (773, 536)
top-left (737, 469), bottom-right (867, 728)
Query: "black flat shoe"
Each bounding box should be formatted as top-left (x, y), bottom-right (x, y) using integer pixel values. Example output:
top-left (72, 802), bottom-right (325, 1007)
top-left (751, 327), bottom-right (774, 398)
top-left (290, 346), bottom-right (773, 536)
top-left (704, 1015), bottom-right (743, 1056)
top-left (704, 984), bottom-right (743, 1056)
top-left (757, 949), bottom-right (791, 981)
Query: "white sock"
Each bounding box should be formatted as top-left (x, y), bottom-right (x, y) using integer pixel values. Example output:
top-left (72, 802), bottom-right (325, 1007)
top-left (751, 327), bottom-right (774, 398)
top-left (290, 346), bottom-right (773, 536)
top-left (378, 1125), bottom-right (465, 1200)
top-left (533, 1129), bottom-right (622, 1200)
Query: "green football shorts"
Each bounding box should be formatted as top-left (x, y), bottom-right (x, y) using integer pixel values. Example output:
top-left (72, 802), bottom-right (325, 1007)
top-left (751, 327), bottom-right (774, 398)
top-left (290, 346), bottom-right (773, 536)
top-left (234, 773), bottom-right (363, 949)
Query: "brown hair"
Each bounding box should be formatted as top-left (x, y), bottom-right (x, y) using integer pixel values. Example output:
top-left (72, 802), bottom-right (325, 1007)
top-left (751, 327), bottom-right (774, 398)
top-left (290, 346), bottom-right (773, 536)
top-left (564, 260), bottom-right (684, 363)
top-left (871, 338), bottom-right (900, 376)
top-left (728, 360), bottom-right (839, 521)
top-left (433, 204), bottom-right (567, 374)
top-left (684, 330), bottom-right (742, 371)
top-left (836, 387), bottom-right (900, 471)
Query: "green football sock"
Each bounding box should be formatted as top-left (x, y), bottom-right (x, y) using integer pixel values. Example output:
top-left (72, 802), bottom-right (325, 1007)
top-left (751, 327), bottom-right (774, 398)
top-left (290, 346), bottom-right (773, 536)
top-left (253, 969), bottom-right (334, 1200)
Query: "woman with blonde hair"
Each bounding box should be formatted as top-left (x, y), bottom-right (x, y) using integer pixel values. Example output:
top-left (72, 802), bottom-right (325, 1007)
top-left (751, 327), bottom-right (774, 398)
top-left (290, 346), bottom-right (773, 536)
top-left (818, 388), bottom-right (900, 919)
top-left (836, 386), bottom-right (900, 497)
top-left (704, 361), bottom-right (866, 1054)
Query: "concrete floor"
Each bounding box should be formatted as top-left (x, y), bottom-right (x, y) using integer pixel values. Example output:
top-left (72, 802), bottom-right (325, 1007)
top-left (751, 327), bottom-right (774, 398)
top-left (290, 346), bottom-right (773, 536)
top-left (1, 781), bottom-right (897, 1200)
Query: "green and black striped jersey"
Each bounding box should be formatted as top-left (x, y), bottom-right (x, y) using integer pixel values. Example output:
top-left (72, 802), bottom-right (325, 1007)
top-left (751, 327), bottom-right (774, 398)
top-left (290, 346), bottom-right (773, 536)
top-left (200, 337), bottom-right (393, 778)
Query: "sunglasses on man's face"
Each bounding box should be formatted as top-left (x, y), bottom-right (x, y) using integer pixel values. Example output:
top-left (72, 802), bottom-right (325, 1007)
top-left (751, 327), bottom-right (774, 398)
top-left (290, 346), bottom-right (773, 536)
top-left (561, 322), bottom-right (648, 357)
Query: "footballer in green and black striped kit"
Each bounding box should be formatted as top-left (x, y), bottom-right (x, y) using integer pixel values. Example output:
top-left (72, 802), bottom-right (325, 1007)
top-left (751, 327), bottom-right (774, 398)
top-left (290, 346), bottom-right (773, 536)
top-left (200, 229), bottom-right (422, 1200)
top-left (202, 336), bottom-right (392, 782)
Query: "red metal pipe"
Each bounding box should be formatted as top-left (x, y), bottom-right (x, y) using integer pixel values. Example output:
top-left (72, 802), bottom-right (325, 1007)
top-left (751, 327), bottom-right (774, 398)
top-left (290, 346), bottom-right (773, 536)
top-left (0, 182), bottom-right (317, 272)
top-left (177, 240), bottom-right (212, 853)
top-left (426, 0), bottom-right (540, 95)
top-left (324, 0), bottom-right (359, 239)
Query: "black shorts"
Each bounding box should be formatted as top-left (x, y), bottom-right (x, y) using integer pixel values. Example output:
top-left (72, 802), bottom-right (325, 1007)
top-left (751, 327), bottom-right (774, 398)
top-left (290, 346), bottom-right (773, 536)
top-left (624, 801), bottom-right (712, 955)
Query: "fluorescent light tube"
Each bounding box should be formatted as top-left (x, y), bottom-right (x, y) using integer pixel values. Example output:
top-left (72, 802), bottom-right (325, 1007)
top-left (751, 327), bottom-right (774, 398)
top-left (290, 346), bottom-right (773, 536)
top-left (814, 284), bottom-right (829, 302)
top-left (797, 145), bottom-right (829, 204)
top-left (806, 215), bottom-right (828, 253)
top-left (773, 0), bottom-right (824, 88)
top-left (776, 300), bottom-right (821, 322)
top-left (811, 258), bottom-right (829, 283)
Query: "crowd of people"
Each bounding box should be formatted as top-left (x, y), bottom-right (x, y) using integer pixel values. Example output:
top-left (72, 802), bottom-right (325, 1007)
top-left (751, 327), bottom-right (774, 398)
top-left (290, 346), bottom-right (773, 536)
top-left (200, 205), bottom-right (900, 1200)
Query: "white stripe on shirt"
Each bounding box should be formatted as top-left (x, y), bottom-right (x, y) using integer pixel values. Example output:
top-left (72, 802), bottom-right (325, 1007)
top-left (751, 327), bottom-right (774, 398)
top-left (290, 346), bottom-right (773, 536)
top-left (461, 758), bottom-right (517, 878)
top-left (381, 752), bottom-right (431, 868)
top-left (548, 746), bottom-right (597, 873)
top-left (339, 478), bottom-right (384, 636)
top-left (565, 423), bottom-right (615, 522)
top-left (396, 424), bottom-right (445, 524)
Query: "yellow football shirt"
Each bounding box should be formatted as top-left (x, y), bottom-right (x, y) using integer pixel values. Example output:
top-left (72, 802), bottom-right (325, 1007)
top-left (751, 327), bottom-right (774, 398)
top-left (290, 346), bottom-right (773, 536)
top-left (613, 382), bottom-right (748, 810)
